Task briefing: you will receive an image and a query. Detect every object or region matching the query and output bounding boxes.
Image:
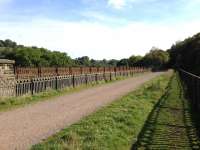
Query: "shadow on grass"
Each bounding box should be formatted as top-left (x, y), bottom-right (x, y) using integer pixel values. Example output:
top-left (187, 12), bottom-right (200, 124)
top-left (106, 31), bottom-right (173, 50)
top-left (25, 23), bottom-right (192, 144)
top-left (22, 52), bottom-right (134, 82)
top-left (131, 90), bottom-right (169, 149)
top-left (180, 79), bottom-right (200, 150)
top-left (131, 75), bottom-right (200, 150)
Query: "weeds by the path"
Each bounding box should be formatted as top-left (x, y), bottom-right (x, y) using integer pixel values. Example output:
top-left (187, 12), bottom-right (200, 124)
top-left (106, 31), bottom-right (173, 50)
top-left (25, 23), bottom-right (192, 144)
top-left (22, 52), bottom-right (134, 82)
top-left (132, 73), bottom-right (200, 150)
top-left (32, 73), bottom-right (171, 150)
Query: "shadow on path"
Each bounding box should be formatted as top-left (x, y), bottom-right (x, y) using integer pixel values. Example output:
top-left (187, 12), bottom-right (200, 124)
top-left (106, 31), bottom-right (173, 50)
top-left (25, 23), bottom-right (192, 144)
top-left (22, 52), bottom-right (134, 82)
top-left (131, 74), bottom-right (200, 150)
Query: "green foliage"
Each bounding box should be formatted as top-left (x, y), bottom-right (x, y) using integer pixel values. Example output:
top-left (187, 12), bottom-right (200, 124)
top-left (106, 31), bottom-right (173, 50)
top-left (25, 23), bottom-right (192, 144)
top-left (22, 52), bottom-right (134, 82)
top-left (0, 39), bottom-right (120, 67)
top-left (0, 39), bottom-right (17, 48)
top-left (142, 47), bottom-right (170, 70)
top-left (128, 55), bottom-right (143, 67)
top-left (75, 56), bottom-right (91, 66)
top-left (169, 32), bottom-right (200, 74)
top-left (117, 58), bottom-right (129, 67)
top-left (0, 39), bottom-right (74, 67)
top-left (0, 39), bottom-right (170, 69)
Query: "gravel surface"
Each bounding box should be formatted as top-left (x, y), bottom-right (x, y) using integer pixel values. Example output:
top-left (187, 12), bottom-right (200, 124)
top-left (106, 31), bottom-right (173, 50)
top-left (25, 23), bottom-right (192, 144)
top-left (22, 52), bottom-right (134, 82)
top-left (0, 72), bottom-right (163, 150)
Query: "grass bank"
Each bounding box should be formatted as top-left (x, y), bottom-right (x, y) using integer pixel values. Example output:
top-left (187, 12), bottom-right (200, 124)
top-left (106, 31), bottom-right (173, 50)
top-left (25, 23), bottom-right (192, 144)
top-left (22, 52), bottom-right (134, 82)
top-left (133, 73), bottom-right (200, 149)
top-left (0, 73), bottom-right (144, 112)
top-left (32, 72), bottom-right (171, 150)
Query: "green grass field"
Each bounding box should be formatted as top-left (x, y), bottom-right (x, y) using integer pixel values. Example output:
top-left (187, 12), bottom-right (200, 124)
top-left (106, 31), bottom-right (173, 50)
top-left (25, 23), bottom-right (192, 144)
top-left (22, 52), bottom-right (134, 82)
top-left (32, 72), bottom-right (172, 150)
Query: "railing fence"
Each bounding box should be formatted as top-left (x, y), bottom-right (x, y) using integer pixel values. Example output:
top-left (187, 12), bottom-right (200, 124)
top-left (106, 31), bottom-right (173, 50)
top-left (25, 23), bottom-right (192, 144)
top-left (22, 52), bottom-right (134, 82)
top-left (14, 66), bottom-right (145, 79)
top-left (179, 69), bottom-right (200, 111)
top-left (15, 69), bottom-right (149, 97)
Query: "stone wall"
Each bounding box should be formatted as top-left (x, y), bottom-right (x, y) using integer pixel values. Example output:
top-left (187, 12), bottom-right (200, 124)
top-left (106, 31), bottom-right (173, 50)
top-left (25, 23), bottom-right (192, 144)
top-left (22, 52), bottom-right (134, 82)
top-left (0, 59), bottom-right (16, 98)
top-left (0, 63), bottom-right (15, 78)
top-left (0, 78), bottom-right (16, 98)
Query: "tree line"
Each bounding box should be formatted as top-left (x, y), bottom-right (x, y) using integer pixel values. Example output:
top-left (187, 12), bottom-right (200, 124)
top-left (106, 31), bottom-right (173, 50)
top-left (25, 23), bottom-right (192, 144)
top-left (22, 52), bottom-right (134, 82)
top-left (0, 39), bottom-right (169, 69)
top-left (168, 32), bottom-right (200, 75)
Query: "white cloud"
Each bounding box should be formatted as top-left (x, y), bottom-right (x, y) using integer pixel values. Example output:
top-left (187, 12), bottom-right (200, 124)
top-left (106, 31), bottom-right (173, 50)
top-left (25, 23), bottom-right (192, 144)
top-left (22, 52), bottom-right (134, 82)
top-left (0, 19), bottom-right (200, 59)
top-left (107, 0), bottom-right (126, 9)
top-left (107, 0), bottom-right (156, 9)
top-left (81, 11), bottom-right (128, 24)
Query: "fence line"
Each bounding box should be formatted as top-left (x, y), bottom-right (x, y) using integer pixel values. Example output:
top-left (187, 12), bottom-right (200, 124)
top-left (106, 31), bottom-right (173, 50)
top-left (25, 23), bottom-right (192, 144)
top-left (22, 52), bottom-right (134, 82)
top-left (179, 69), bottom-right (200, 111)
top-left (15, 69), bottom-right (148, 97)
top-left (14, 66), bottom-right (145, 79)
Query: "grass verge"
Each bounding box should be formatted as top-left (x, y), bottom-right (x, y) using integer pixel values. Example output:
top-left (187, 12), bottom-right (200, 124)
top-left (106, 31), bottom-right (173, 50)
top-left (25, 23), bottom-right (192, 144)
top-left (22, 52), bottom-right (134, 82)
top-left (0, 73), bottom-right (145, 112)
top-left (31, 72), bottom-right (172, 150)
top-left (133, 72), bottom-right (200, 149)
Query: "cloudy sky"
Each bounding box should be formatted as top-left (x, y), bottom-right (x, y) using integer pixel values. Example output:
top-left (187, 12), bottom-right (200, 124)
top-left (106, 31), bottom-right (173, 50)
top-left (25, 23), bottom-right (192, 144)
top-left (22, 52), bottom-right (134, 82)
top-left (0, 0), bottom-right (200, 59)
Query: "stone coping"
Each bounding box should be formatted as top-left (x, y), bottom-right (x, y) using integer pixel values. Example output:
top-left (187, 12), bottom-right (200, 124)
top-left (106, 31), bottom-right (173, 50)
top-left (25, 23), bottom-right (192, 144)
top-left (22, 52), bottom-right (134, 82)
top-left (0, 59), bottom-right (15, 64)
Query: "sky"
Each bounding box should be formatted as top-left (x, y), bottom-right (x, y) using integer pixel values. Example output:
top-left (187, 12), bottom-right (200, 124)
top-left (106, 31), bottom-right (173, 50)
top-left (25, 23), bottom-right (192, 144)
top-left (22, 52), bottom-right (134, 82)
top-left (0, 0), bottom-right (200, 59)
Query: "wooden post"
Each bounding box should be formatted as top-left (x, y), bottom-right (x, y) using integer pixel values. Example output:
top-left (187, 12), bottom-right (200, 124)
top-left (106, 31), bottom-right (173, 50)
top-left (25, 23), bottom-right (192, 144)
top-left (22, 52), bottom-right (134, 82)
top-left (80, 67), bottom-right (83, 74)
top-left (56, 67), bottom-right (59, 76)
top-left (114, 67), bottom-right (117, 78)
top-left (31, 79), bottom-right (34, 95)
top-left (89, 67), bottom-right (92, 74)
top-left (55, 76), bottom-right (58, 90)
top-left (85, 74), bottom-right (88, 85)
top-left (69, 67), bottom-right (72, 75)
top-left (72, 75), bottom-right (75, 87)
top-left (95, 73), bottom-right (98, 83)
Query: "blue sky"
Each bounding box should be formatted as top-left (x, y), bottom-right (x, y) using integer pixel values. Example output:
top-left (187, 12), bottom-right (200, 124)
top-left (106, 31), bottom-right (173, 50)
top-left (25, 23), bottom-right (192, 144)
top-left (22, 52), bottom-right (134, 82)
top-left (0, 0), bottom-right (200, 59)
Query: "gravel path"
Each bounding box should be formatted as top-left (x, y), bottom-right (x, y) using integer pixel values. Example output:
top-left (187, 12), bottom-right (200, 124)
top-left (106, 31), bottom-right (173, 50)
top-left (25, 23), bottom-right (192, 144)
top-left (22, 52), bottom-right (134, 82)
top-left (0, 72), bottom-right (163, 150)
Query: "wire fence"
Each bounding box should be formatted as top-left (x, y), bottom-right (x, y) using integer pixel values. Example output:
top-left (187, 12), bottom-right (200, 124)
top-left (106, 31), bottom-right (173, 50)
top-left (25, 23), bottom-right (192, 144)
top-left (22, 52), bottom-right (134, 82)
top-left (179, 69), bottom-right (200, 111)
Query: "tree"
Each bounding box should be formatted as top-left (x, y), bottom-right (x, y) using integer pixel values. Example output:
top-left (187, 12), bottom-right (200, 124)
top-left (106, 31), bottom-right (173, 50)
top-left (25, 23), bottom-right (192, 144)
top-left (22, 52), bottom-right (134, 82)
top-left (142, 48), bottom-right (169, 70)
top-left (168, 32), bottom-right (200, 74)
top-left (75, 56), bottom-right (91, 66)
top-left (117, 59), bottom-right (129, 67)
top-left (108, 59), bottom-right (118, 67)
top-left (128, 55), bottom-right (142, 67)
top-left (4, 39), bottom-right (17, 48)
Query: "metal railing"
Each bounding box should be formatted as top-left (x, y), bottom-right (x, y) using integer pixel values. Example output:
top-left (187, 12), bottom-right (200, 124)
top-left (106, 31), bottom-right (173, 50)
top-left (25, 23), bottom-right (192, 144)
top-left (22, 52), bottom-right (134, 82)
top-left (179, 69), bottom-right (200, 111)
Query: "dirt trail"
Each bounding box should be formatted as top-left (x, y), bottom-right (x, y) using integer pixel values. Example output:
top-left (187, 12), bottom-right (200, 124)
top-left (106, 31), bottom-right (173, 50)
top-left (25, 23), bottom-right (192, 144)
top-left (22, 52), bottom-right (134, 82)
top-left (0, 72), bottom-right (163, 150)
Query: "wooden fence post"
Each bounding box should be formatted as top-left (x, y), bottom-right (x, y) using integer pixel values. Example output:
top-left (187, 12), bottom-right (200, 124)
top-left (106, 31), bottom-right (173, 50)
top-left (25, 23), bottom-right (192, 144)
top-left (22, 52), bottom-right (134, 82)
top-left (114, 67), bottom-right (117, 78)
top-left (95, 73), bottom-right (98, 83)
top-left (56, 67), bottom-right (59, 76)
top-left (80, 67), bottom-right (83, 74)
top-left (69, 67), bottom-right (72, 75)
top-left (55, 76), bottom-right (58, 90)
top-left (89, 67), bottom-right (92, 74)
top-left (31, 79), bottom-right (34, 95)
top-left (72, 75), bottom-right (75, 88)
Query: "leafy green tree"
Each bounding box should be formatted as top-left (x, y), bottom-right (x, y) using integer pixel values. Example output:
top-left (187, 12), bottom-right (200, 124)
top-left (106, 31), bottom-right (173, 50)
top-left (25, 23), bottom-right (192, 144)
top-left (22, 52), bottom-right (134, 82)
top-left (128, 55), bottom-right (143, 67)
top-left (169, 32), bottom-right (200, 74)
top-left (142, 48), bottom-right (169, 70)
top-left (15, 48), bottom-right (32, 66)
top-left (75, 56), bottom-right (91, 66)
top-left (108, 59), bottom-right (118, 67)
top-left (117, 59), bottom-right (129, 67)
top-left (0, 39), bottom-right (149, 68)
